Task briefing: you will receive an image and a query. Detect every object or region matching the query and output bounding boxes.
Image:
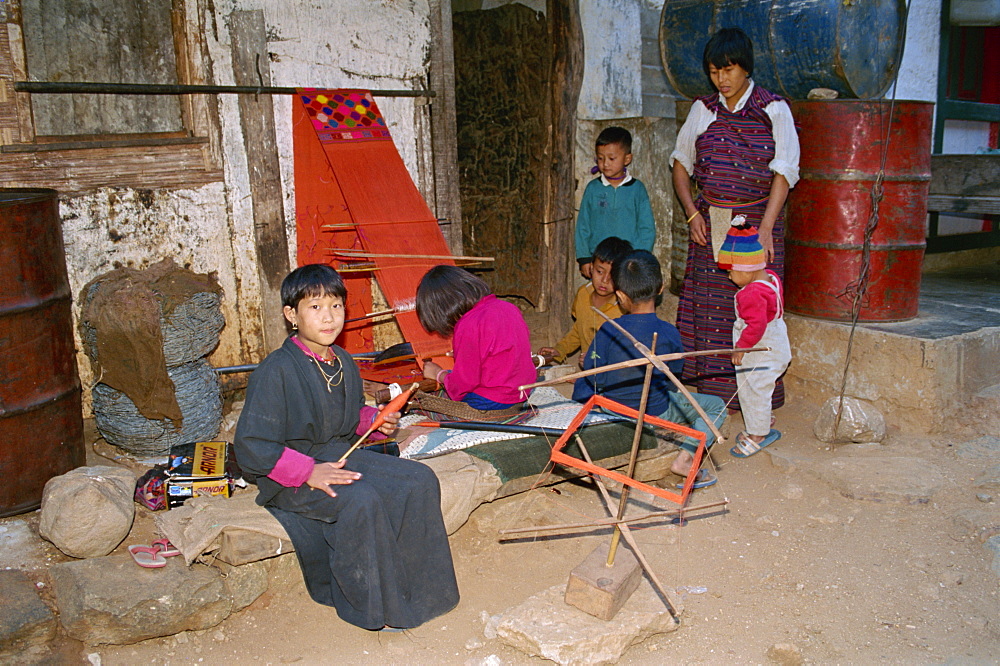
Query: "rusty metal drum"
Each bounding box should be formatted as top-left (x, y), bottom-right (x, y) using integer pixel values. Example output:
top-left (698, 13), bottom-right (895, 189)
top-left (0, 189), bottom-right (85, 517)
top-left (784, 101), bottom-right (933, 321)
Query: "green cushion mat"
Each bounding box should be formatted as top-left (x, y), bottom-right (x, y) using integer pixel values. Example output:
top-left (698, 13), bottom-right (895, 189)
top-left (462, 421), bottom-right (660, 484)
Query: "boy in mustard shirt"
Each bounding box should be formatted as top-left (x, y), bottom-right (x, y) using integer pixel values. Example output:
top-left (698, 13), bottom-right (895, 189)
top-left (538, 236), bottom-right (633, 368)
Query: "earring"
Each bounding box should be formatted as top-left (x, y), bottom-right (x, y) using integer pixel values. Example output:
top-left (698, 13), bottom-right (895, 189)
top-left (292, 323), bottom-right (298, 330)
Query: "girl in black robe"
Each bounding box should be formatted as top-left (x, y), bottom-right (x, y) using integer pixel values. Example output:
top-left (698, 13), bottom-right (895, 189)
top-left (234, 264), bottom-right (459, 630)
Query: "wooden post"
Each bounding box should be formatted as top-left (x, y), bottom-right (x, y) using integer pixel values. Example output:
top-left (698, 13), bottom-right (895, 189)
top-left (540, 0), bottom-right (583, 319)
top-left (427, 0), bottom-right (464, 256)
top-left (230, 10), bottom-right (290, 353)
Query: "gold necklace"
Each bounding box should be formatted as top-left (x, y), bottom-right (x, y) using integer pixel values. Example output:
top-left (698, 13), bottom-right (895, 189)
top-left (310, 353), bottom-right (344, 392)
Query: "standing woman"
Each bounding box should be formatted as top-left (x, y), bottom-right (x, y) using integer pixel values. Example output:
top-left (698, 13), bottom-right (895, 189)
top-left (670, 27), bottom-right (799, 411)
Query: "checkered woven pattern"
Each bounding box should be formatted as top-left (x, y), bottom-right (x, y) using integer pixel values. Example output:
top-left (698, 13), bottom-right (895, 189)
top-left (298, 89), bottom-right (391, 143)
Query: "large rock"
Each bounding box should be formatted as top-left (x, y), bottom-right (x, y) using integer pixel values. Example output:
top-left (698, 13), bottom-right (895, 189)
top-left (810, 456), bottom-right (946, 503)
top-left (49, 555), bottom-right (231, 645)
top-left (217, 560), bottom-right (269, 611)
top-left (813, 396), bottom-right (886, 444)
top-left (0, 570), bottom-right (57, 659)
top-left (422, 452), bottom-right (502, 534)
top-left (38, 466), bottom-right (138, 558)
top-left (494, 582), bottom-right (681, 665)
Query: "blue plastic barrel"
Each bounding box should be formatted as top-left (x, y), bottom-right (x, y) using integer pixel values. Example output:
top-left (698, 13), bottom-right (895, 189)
top-left (659, 0), bottom-right (908, 100)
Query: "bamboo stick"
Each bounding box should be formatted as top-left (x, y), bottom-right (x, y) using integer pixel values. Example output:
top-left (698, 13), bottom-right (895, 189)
top-left (320, 218), bottom-right (448, 229)
top-left (519, 346), bottom-right (769, 391)
top-left (330, 249), bottom-right (494, 262)
top-left (343, 301), bottom-right (416, 324)
top-left (607, 334), bottom-right (657, 566)
top-left (497, 500), bottom-right (729, 536)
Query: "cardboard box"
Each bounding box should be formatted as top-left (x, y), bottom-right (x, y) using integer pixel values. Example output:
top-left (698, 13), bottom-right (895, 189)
top-left (165, 441), bottom-right (232, 509)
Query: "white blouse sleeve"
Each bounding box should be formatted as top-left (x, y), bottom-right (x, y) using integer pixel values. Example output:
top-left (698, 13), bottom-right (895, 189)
top-left (669, 100), bottom-right (714, 176)
top-left (765, 99), bottom-right (800, 188)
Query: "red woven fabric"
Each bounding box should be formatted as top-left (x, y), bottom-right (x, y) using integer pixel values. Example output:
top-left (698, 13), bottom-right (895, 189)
top-left (293, 89), bottom-right (455, 380)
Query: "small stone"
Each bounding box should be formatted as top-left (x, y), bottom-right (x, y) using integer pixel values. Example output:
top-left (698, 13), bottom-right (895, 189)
top-left (973, 465), bottom-right (1000, 491)
top-left (482, 612), bottom-right (500, 640)
top-left (213, 630), bottom-right (226, 642)
top-left (766, 642), bottom-right (803, 665)
top-left (807, 513), bottom-right (840, 525)
top-left (940, 571), bottom-right (965, 587)
top-left (807, 87), bottom-right (839, 100)
top-left (965, 615), bottom-right (988, 629)
top-left (813, 397), bottom-right (886, 444)
top-left (176, 632), bottom-right (190, 644)
top-left (87, 653), bottom-right (102, 666)
top-left (465, 637), bottom-right (484, 650)
top-left (916, 582), bottom-right (940, 600)
top-left (976, 494), bottom-right (993, 503)
top-left (780, 484), bottom-right (803, 500)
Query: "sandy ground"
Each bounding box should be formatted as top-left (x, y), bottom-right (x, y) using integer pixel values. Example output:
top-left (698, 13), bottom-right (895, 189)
top-left (7, 302), bottom-right (999, 665)
top-left (72, 387), bottom-right (998, 665)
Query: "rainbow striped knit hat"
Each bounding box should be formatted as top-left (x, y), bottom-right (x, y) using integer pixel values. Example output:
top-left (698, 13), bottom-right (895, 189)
top-left (717, 216), bottom-right (766, 271)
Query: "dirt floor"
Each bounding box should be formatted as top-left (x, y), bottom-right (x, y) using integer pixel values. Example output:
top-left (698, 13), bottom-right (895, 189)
top-left (8, 305), bottom-right (1000, 665)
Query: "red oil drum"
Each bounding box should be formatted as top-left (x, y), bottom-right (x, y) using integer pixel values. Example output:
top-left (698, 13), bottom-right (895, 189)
top-left (784, 101), bottom-right (932, 321)
top-left (0, 189), bottom-right (85, 517)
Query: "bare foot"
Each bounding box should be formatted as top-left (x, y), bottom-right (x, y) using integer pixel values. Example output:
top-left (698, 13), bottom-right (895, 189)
top-left (670, 450), bottom-right (696, 477)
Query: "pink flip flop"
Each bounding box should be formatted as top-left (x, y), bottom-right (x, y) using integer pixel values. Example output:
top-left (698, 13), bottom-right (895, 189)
top-left (152, 538), bottom-right (181, 557)
top-left (128, 544), bottom-right (167, 568)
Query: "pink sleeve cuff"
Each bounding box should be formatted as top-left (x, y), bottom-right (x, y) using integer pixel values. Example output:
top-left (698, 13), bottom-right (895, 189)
top-left (267, 447), bottom-right (315, 487)
top-left (357, 405), bottom-right (387, 441)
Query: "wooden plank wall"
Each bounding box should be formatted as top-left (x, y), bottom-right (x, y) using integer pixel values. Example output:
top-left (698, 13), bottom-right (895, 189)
top-left (230, 9), bottom-right (290, 353)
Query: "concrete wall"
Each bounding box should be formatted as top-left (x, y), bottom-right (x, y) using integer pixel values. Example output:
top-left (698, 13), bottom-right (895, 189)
top-left (572, 0), bottom-right (677, 293)
top-left (786, 315), bottom-right (1000, 435)
top-left (55, 0), bottom-right (435, 410)
top-left (891, 0), bottom-right (941, 103)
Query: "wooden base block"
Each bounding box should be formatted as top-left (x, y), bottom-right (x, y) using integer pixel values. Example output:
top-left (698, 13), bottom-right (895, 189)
top-left (564, 541), bottom-right (642, 621)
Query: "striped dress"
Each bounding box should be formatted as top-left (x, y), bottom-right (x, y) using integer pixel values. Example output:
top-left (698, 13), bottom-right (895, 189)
top-left (676, 85), bottom-right (787, 410)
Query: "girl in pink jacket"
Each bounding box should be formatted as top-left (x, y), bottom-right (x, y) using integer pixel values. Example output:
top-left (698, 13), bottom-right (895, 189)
top-left (417, 265), bottom-right (535, 409)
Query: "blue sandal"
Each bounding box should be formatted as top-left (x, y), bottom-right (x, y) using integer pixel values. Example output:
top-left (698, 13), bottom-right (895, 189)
top-left (730, 429), bottom-right (781, 458)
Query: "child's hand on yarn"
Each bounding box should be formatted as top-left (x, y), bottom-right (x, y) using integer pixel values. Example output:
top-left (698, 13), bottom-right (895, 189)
top-left (731, 351), bottom-right (745, 366)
